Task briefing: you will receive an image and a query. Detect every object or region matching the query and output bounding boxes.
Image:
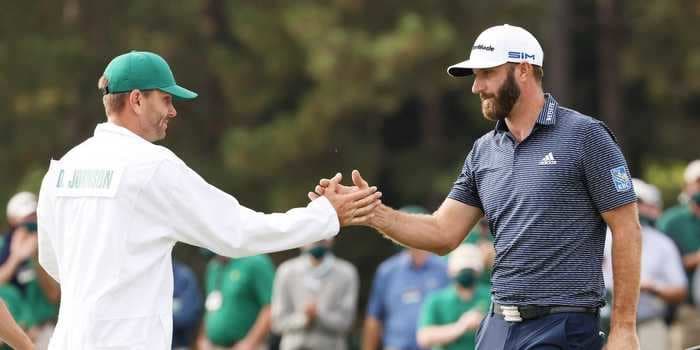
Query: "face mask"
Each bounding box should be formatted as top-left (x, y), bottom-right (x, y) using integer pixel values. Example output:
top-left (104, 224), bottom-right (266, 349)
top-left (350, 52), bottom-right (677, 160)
top-left (455, 269), bottom-right (477, 289)
top-left (638, 215), bottom-right (655, 227)
top-left (308, 246), bottom-right (328, 260)
top-left (692, 192), bottom-right (700, 205)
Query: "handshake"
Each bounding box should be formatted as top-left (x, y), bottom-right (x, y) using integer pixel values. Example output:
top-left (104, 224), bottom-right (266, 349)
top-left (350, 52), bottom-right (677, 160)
top-left (307, 169), bottom-right (385, 228)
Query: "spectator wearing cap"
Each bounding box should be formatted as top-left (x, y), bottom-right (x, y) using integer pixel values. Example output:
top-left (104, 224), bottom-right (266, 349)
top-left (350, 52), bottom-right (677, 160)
top-left (271, 238), bottom-right (359, 350)
top-left (172, 260), bottom-right (203, 350)
top-left (0, 192), bottom-right (59, 349)
top-left (657, 159), bottom-right (700, 348)
top-left (362, 206), bottom-right (450, 350)
top-left (417, 244), bottom-right (491, 350)
top-left (461, 218), bottom-right (495, 290)
top-left (602, 179), bottom-right (687, 350)
top-left (198, 254), bottom-right (275, 350)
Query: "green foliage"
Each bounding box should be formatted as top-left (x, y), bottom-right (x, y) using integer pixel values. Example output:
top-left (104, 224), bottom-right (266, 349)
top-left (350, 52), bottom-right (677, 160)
top-left (0, 0), bottom-right (697, 304)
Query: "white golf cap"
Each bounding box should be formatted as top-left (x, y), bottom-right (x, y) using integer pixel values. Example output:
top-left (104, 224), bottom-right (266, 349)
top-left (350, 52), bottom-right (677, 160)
top-left (684, 159), bottom-right (700, 184)
top-left (631, 178), bottom-right (662, 209)
top-left (447, 244), bottom-right (484, 276)
top-left (447, 24), bottom-right (543, 77)
top-left (6, 191), bottom-right (37, 220)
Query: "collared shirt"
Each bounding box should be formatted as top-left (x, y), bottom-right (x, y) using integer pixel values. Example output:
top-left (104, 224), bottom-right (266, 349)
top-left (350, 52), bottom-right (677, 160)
top-left (204, 255), bottom-right (274, 346)
top-left (657, 204), bottom-right (700, 303)
top-left (271, 254), bottom-right (359, 350)
top-left (449, 94), bottom-right (636, 308)
top-left (418, 284), bottom-right (491, 350)
top-left (366, 251), bottom-right (450, 350)
top-left (603, 225), bottom-right (687, 321)
top-left (37, 122), bottom-right (340, 350)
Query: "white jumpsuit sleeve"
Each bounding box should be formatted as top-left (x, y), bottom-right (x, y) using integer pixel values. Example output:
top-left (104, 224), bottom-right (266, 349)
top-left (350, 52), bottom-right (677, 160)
top-left (146, 159), bottom-right (340, 257)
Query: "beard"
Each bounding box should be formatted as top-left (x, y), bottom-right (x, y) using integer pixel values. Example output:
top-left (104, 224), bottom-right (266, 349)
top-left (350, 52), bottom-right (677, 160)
top-left (480, 67), bottom-right (521, 121)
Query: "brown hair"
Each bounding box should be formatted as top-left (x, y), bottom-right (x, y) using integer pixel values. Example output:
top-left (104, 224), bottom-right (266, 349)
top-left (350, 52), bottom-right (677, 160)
top-left (97, 76), bottom-right (152, 115)
top-left (533, 66), bottom-right (544, 83)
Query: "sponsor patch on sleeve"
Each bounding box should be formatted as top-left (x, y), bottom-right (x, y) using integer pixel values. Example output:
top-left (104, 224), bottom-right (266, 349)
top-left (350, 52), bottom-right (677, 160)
top-left (610, 165), bottom-right (632, 192)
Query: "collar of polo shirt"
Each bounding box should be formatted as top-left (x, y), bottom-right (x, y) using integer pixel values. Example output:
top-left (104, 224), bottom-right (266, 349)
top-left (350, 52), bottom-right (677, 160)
top-left (494, 93), bottom-right (559, 134)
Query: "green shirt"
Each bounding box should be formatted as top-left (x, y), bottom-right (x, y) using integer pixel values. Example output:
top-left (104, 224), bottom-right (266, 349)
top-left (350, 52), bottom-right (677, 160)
top-left (204, 255), bottom-right (275, 346)
top-left (657, 204), bottom-right (700, 302)
top-left (0, 261), bottom-right (58, 328)
top-left (419, 285), bottom-right (491, 350)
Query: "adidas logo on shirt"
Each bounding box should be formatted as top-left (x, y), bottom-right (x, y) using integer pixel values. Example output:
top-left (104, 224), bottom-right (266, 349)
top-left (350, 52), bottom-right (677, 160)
top-left (539, 152), bottom-right (557, 165)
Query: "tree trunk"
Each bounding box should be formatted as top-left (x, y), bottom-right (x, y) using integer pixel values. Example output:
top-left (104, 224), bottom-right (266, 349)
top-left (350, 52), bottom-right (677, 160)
top-left (546, 0), bottom-right (572, 105)
top-left (598, 0), bottom-right (625, 147)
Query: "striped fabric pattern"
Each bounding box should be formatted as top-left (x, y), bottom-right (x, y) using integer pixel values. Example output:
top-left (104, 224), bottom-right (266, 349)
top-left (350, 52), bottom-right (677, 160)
top-left (449, 94), bottom-right (636, 308)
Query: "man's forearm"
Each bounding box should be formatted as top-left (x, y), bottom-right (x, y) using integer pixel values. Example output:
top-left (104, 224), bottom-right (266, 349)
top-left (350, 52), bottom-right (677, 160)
top-left (0, 301), bottom-right (32, 350)
top-left (649, 286), bottom-right (687, 304)
top-left (361, 317), bottom-right (382, 350)
top-left (0, 258), bottom-right (21, 284)
top-left (244, 306), bottom-right (271, 345)
top-left (417, 324), bottom-right (465, 348)
top-left (369, 204), bottom-right (476, 255)
top-left (610, 224), bottom-right (642, 328)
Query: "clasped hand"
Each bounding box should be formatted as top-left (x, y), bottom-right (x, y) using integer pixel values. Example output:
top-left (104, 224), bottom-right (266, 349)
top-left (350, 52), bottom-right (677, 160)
top-left (308, 170), bottom-right (380, 226)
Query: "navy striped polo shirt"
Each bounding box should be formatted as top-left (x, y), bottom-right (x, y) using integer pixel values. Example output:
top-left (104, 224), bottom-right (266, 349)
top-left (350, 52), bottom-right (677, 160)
top-left (449, 94), bottom-right (636, 308)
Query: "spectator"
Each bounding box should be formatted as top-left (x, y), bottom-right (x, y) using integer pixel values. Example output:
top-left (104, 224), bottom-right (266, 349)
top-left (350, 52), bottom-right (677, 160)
top-left (603, 178), bottom-right (687, 350)
top-left (657, 159), bottom-right (700, 348)
top-left (172, 260), bottom-right (203, 350)
top-left (271, 238), bottom-right (359, 350)
top-left (417, 244), bottom-right (491, 350)
top-left (0, 192), bottom-right (58, 349)
top-left (461, 219), bottom-right (494, 289)
top-left (362, 205), bottom-right (450, 350)
top-left (198, 254), bottom-right (275, 350)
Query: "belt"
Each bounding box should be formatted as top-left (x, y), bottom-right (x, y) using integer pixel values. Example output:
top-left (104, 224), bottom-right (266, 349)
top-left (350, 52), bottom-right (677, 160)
top-left (493, 302), bottom-right (599, 322)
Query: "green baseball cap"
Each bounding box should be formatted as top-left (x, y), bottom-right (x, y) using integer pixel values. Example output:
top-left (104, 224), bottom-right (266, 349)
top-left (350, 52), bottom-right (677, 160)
top-left (103, 51), bottom-right (197, 100)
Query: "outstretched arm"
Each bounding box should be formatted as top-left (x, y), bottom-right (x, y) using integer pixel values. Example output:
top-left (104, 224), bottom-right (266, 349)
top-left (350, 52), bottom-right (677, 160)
top-left (312, 170), bottom-right (482, 255)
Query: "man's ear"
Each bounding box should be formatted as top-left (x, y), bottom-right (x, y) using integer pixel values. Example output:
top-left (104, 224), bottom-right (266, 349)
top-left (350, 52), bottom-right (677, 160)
top-left (128, 90), bottom-right (143, 113)
top-left (517, 62), bottom-right (531, 82)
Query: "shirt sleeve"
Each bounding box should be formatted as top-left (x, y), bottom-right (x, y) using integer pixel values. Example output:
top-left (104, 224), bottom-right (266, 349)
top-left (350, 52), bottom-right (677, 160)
top-left (366, 265), bottom-right (388, 321)
top-left (145, 159), bottom-right (340, 258)
top-left (37, 163), bottom-right (60, 283)
top-left (581, 122), bottom-right (637, 213)
top-left (447, 145), bottom-right (483, 210)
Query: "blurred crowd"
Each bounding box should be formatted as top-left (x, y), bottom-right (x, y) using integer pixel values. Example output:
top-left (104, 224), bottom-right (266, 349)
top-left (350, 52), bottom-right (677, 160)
top-left (0, 159), bottom-right (698, 350)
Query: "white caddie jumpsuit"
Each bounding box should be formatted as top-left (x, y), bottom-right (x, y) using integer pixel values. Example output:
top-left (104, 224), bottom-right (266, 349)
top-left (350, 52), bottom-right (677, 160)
top-left (37, 122), bottom-right (339, 349)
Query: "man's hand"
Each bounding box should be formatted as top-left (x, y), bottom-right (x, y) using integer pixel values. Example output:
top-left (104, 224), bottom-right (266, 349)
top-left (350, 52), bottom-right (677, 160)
top-left (304, 302), bottom-right (318, 326)
top-left (315, 171), bottom-right (381, 226)
top-left (606, 326), bottom-right (639, 350)
top-left (9, 228), bottom-right (38, 263)
top-left (308, 169), bottom-right (369, 200)
top-left (232, 339), bottom-right (258, 350)
top-left (456, 311), bottom-right (482, 333)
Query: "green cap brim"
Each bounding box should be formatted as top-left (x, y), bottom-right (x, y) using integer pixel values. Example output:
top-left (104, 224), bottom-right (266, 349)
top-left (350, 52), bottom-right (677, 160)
top-left (160, 85), bottom-right (198, 100)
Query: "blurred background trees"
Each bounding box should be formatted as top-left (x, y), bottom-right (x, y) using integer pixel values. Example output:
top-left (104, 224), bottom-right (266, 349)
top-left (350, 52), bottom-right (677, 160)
top-left (0, 0), bottom-right (698, 317)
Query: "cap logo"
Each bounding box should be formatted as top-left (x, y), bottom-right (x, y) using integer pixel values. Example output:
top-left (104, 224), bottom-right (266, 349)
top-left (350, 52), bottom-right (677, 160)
top-left (508, 51), bottom-right (536, 60)
top-left (473, 44), bottom-right (495, 52)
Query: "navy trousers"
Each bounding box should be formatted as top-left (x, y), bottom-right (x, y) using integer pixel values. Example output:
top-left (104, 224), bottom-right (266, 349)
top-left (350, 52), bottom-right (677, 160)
top-left (475, 310), bottom-right (604, 350)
